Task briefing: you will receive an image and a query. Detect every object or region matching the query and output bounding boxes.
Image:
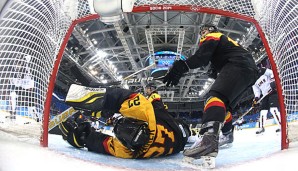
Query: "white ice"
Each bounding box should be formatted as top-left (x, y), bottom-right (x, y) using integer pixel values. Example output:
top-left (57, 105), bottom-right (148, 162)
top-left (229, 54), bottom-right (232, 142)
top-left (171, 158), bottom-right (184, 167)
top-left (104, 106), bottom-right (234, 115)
top-left (1, 125), bottom-right (298, 171)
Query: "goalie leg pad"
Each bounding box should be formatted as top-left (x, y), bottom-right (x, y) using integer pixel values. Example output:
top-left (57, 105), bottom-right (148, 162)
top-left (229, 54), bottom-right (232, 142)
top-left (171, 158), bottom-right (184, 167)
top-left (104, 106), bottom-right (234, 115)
top-left (65, 84), bottom-right (106, 111)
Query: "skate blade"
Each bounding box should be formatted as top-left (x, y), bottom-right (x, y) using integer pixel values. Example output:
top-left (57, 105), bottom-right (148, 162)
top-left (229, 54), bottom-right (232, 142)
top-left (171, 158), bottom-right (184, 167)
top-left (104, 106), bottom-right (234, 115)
top-left (219, 143), bottom-right (233, 149)
top-left (183, 156), bottom-right (216, 169)
top-left (256, 132), bottom-right (265, 135)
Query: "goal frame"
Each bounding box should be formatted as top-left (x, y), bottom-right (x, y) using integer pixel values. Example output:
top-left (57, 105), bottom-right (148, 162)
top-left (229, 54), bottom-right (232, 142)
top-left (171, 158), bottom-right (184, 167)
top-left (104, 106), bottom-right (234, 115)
top-left (42, 5), bottom-right (288, 149)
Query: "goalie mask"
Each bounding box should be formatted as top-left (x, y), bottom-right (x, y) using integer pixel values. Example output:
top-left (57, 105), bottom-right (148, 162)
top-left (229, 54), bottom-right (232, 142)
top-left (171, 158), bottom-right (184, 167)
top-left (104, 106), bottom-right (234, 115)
top-left (113, 117), bottom-right (150, 151)
top-left (200, 24), bottom-right (218, 36)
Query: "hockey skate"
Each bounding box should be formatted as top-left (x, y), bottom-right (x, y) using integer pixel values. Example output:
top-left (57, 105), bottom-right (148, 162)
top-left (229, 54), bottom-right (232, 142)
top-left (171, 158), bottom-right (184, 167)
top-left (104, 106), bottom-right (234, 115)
top-left (256, 128), bottom-right (265, 134)
top-left (185, 134), bottom-right (202, 147)
top-left (183, 121), bottom-right (222, 169)
top-left (219, 129), bottom-right (234, 149)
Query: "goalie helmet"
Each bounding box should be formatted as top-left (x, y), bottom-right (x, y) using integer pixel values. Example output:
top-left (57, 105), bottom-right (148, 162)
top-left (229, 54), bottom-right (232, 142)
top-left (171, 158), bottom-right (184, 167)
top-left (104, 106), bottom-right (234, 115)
top-left (113, 117), bottom-right (150, 151)
top-left (145, 83), bottom-right (156, 89)
top-left (200, 24), bottom-right (218, 35)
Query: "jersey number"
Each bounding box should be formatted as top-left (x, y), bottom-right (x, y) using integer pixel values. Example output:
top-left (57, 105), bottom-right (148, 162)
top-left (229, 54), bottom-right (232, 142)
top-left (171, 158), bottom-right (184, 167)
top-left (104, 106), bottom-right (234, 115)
top-left (128, 96), bottom-right (140, 108)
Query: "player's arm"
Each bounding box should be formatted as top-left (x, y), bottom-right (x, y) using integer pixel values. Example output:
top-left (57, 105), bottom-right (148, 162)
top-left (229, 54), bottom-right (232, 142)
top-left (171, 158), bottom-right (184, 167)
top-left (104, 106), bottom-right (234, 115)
top-left (185, 34), bottom-right (220, 69)
top-left (252, 84), bottom-right (261, 98)
top-left (265, 69), bottom-right (277, 91)
top-left (148, 93), bottom-right (161, 103)
top-left (264, 68), bottom-right (274, 80)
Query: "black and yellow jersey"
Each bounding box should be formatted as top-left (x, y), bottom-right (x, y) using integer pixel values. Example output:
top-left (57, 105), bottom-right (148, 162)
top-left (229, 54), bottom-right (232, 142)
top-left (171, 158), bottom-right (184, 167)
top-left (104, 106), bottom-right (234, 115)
top-left (148, 92), bottom-right (161, 103)
top-left (186, 32), bottom-right (257, 72)
top-left (95, 93), bottom-right (188, 159)
top-left (147, 92), bottom-right (167, 111)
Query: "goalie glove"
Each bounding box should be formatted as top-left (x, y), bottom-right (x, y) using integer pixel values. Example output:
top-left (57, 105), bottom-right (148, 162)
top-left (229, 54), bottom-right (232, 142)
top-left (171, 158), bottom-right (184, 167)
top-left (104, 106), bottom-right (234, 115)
top-left (59, 118), bottom-right (92, 148)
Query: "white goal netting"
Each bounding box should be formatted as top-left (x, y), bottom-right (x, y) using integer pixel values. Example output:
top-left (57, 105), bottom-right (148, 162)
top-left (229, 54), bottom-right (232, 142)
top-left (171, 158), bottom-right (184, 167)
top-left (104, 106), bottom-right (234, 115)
top-left (0, 0), bottom-right (91, 145)
top-left (0, 0), bottom-right (297, 148)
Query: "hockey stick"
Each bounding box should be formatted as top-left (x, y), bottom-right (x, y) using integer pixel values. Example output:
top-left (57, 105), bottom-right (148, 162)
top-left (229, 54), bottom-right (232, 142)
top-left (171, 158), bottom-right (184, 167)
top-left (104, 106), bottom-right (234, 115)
top-left (232, 94), bottom-right (267, 125)
top-left (123, 63), bottom-right (156, 80)
top-left (90, 63), bottom-right (157, 87)
top-left (48, 107), bottom-right (77, 131)
top-left (52, 93), bottom-right (65, 101)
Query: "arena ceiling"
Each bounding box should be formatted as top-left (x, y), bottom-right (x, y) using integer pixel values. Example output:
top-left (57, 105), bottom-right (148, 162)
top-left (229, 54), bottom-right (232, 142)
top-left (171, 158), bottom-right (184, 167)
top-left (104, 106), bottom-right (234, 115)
top-left (56, 11), bottom-right (267, 103)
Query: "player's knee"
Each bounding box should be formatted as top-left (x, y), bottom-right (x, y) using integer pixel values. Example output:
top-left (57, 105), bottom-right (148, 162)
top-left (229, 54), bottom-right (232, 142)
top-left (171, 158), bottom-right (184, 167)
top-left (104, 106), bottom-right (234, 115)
top-left (206, 91), bottom-right (229, 107)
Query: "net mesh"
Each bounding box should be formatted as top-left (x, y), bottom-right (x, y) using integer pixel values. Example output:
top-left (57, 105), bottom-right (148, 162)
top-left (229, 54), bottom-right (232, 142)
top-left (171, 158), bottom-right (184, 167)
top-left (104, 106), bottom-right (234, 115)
top-left (0, 0), bottom-right (90, 142)
top-left (255, 0), bottom-right (298, 143)
top-left (0, 0), bottom-right (297, 145)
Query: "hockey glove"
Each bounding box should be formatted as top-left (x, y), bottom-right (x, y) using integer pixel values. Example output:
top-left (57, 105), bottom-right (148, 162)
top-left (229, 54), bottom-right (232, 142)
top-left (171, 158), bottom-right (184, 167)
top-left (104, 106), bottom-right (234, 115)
top-left (163, 60), bottom-right (189, 86)
top-left (252, 97), bottom-right (260, 107)
top-left (270, 81), bottom-right (276, 91)
top-left (59, 119), bottom-right (92, 148)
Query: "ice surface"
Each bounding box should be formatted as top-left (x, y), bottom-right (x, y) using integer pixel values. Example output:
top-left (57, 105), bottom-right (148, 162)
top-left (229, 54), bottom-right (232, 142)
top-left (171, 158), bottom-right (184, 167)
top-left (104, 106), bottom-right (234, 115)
top-left (1, 125), bottom-right (298, 171)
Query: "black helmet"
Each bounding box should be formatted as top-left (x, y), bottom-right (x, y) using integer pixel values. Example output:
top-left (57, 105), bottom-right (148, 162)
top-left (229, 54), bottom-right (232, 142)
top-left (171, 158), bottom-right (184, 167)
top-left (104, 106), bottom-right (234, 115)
top-left (145, 83), bottom-right (156, 89)
top-left (200, 24), bottom-right (218, 34)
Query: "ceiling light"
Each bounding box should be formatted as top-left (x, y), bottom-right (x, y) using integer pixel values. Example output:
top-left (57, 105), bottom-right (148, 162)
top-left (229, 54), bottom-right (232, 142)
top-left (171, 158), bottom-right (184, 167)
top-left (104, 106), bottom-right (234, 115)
top-left (90, 70), bottom-right (98, 75)
top-left (123, 84), bottom-right (129, 89)
top-left (199, 90), bottom-right (204, 95)
top-left (97, 50), bottom-right (108, 59)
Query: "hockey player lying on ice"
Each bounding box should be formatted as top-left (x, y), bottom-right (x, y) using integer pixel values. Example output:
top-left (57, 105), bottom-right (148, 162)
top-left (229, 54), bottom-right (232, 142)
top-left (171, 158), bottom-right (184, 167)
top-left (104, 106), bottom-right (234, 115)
top-left (59, 85), bottom-right (190, 159)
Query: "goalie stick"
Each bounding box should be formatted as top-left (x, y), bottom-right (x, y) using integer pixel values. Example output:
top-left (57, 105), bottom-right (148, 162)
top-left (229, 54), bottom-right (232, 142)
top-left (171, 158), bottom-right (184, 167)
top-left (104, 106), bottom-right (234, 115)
top-left (232, 94), bottom-right (267, 125)
top-left (90, 62), bottom-right (157, 87)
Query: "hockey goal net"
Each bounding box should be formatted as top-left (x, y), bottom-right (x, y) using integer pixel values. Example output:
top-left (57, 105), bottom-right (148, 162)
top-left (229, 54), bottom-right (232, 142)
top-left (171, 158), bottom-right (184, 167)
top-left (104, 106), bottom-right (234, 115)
top-left (0, 0), bottom-right (297, 149)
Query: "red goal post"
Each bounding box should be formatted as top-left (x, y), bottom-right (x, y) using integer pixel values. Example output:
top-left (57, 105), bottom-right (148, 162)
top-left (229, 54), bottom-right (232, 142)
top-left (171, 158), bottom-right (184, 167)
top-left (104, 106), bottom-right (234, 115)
top-left (0, 0), bottom-right (296, 150)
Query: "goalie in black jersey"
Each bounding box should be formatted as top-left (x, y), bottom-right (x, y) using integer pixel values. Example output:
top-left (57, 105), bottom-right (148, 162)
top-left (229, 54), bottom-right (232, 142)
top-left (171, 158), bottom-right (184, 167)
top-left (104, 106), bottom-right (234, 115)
top-left (59, 85), bottom-right (190, 159)
top-left (163, 24), bottom-right (259, 159)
